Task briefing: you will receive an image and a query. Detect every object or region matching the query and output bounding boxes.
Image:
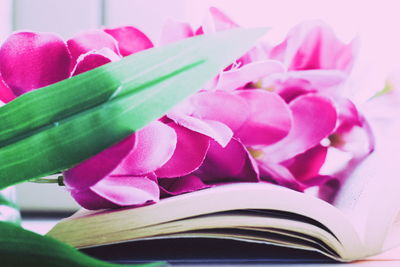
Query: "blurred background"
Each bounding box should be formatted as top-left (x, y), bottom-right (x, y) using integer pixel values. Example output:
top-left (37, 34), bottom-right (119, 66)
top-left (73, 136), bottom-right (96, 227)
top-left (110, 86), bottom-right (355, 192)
top-left (0, 0), bottom-right (399, 212)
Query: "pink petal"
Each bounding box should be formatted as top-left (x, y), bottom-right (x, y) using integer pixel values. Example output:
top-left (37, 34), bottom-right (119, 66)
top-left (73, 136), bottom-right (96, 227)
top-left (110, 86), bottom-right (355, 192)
top-left (235, 90), bottom-right (292, 146)
top-left (334, 98), bottom-right (362, 134)
top-left (332, 118), bottom-right (375, 157)
top-left (216, 60), bottom-right (285, 91)
top-left (269, 20), bottom-right (356, 72)
top-left (275, 78), bottom-right (315, 103)
top-left (67, 30), bottom-right (120, 67)
top-left (282, 145), bottom-right (328, 182)
top-left (242, 43), bottom-right (271, 63)
top-left (159, 18), bottom-right (194, 45)
top-left (198, 138), bottom-right (259, 183)
top-left (318, 178), bottom-right (340, 202)
top-left (330, 99), bottom-right (374, 156)
top-left (202, 7), bottom-right (239, 34)
top-left (104, 26), bottom-right (153, 57)
top-left (290, 26), bottom-right (324, 70)
top-left (159, 175), bottom-right (210, 197)
top-left (302, 175), bottom-right (331, 187)
top-left (90, 174), bottom-right (159, 207)
top-left (318, 30), bottom-right (357, 73)
top-left (195, 27), bottom-right (204, 35)
top-left (64, 134), bottom-right (136, 190)
top-left (268, 37), bottom-right (286, 63)
top-left (258, 160), bottom-right (303, 191)
top-left (262, 94), bottom-right (337, 162)
top-left (0, 74), bottom-right (16, 103)
top-left (70, 188), bottom-right (120, 210)
top-left (262, 70), bottom-right (346, 101)
top-left (168, 112), bottom-right (232, 147)
top-left (113, 121), bottom-right (177, 175)
top-left (155, 123), bottom-right (210, 178)
top-left (190, 90), bottom-right (250, 131)
top-left (71, 48), bottom-right (120, 76)
top-left (285, 70), bottom-right (346, 89)
top-left (334, 38), bottom-right (358, 73)
top-left (0, 31), bottom-right (71, 96)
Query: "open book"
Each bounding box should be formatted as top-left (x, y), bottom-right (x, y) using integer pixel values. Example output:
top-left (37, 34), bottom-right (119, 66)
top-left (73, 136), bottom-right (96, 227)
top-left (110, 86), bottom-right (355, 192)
top-left (47, 118), bottom-right (400, 262)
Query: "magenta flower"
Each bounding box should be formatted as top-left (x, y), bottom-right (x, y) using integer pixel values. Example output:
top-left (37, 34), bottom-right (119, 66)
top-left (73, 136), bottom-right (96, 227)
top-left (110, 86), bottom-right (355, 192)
top-left (191, 10), bottom-right (373, 193)
top-left (166, 85), bottom-right (340, 193)
top-left (0, 26), bottom-right (153, 101)
top-left (163, 88), bottom-right (290, 191)
top-left (0, 7), bottom-right (375, 209)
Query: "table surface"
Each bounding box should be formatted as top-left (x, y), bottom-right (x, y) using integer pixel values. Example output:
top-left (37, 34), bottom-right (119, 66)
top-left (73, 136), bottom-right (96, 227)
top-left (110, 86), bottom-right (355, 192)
top-left (21, 217), bottom-right (400, 266)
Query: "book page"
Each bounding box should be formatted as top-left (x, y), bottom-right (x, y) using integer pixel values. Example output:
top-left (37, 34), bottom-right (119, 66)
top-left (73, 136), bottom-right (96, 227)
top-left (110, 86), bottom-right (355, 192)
top-left (47, 118), bottom-right (400, 260)
top-left (332, 117), bottom-right (400, 255)
top-left (49, 182), bottom-right (366, 260)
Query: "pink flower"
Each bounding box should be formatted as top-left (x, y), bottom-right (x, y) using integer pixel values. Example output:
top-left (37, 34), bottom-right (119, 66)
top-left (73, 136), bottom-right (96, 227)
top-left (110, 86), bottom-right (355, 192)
top-left (79, 12), bottom-right (370, 208)
top-left (0, 26), bottom-right (153, 102)
top-left (0, 7), bottom-right (374, 209)
top-left (195, 10), bottom-right (373, 193)
top-left (164, 86), bottom-right (337, 192)
top-left (0, 26), bottom-right (161, 209)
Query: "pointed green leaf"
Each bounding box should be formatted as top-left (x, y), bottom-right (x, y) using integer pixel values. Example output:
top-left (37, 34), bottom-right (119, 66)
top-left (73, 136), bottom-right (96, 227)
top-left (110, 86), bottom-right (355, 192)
top-left (0, 28), bottom-right (266, 189)
top-left (0, 222), bottom-right (165, 266)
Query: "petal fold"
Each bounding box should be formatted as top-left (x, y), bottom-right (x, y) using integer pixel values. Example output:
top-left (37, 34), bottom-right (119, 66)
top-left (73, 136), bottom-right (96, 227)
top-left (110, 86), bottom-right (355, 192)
top-left (258, 161), bottom-right (303, 191)
top-left (191, 90), bottom-right (250, 131)
top-left (159, 175), bottom-right (210, 197)
top-left (67, 30), bottom-right (119, 67)
top-left (262, 94), bottom-right (337, 162)
top-left (168, 112), bottom-right (232, 147)
top-left (72, 48), bottom-right (120, 76)
top-left (64, 135), bottom-right (135, 189)
top-left (91, 175), bottom-right (159, 207)
top-left (70, 188), bottom-right (120, 210)
top-left (113, 121), bottom-right (177, 175)
top-left (104, 26), bottom-right (153, 56)
top-left (198, 138), bottom-right (259, 183)
top-left (235, 90), bottom-right (292, 146)
top-left (202, 7), bottom-right (239, 34)
top-left (155, 123), bottom-right (210, 178)
top-left (269, 20), bottom-right (356, 72)
top-left (282, 144), bottom-right (328, 182)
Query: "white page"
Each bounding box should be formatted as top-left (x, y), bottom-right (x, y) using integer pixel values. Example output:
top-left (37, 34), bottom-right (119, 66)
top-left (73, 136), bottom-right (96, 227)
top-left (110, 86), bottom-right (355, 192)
top-left (333, 110), bottom-right (400, 254)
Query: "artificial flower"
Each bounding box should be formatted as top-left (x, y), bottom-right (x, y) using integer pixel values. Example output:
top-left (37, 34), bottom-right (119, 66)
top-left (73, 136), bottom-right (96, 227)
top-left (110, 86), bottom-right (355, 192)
top-left (0, 26), bottom-right (152, 101)
top-left (0, 7), bottom-right (375, 209)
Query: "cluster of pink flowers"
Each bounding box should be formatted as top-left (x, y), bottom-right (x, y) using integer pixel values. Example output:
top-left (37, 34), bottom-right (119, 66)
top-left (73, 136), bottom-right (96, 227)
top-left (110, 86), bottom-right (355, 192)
top-left (0, 7), bottom-right (374, 210)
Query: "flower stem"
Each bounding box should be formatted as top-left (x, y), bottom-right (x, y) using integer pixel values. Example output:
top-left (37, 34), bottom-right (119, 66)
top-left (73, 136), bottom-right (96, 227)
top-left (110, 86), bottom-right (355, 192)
top-left (31, 175), bottom-right (64, 186)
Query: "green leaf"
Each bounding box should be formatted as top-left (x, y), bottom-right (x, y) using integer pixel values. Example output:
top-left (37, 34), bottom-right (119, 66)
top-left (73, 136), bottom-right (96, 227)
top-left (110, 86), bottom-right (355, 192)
top-left (0, 222), bottom-right (165, 267)
top-left (0, 28), bottom-right (266, 190)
